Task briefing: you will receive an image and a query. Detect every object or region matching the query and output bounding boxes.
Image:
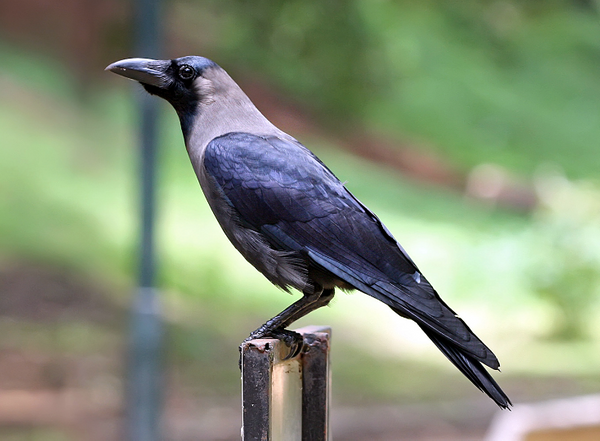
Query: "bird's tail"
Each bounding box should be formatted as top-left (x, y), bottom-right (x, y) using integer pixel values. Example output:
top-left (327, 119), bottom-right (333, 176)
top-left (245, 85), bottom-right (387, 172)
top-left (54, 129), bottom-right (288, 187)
top-left (419, 325), bottom-right (511, 409)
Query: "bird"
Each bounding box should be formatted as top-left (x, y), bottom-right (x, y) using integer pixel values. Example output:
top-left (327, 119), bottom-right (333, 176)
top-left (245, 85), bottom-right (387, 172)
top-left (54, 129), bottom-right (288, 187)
top-left (106, 55), bottom-right (511, 408)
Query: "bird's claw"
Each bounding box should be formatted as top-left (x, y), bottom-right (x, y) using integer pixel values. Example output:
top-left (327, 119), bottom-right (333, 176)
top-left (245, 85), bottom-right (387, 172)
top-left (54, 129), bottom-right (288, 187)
top-left (238, 328), bottom-right (304, 369)
top-left (269, 328), bottom-right (304, 360)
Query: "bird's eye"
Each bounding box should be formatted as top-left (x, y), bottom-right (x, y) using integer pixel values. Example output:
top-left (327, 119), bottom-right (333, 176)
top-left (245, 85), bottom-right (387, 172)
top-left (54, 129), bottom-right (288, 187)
top-left (178, 64), bottom-right (195, 80)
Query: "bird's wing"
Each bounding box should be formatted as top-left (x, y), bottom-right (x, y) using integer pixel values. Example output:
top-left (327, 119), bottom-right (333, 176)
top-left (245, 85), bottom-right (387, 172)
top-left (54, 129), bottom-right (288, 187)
top-left (204, 132), bottom-right (498, 369)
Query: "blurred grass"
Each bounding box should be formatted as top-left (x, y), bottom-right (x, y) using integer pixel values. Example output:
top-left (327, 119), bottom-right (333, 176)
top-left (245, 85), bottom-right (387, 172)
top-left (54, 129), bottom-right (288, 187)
top-left (1, 24), bottom-right (600, 408)
top-left (0, 428), bottom-right (71, 441)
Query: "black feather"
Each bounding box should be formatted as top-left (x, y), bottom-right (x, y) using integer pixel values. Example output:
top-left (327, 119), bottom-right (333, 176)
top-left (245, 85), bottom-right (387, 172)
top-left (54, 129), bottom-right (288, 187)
top-left (204, 131), bottom-right (509, 406)
top-left (419, 325), bottom-right (511, 409)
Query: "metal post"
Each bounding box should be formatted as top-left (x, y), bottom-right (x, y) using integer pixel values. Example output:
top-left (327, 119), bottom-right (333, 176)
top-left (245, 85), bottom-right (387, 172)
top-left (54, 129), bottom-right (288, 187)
top-left (126, 0), bottom-right (163, 440)
top-left (241, 326), bottom-right (332, 441)
top-left (301, 327), bottom-right (332, 440)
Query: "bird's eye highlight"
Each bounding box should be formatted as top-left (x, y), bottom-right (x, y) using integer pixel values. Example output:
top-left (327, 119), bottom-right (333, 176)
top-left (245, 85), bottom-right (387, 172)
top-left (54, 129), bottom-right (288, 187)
top-left (178, 64), bottom-right (195, 80)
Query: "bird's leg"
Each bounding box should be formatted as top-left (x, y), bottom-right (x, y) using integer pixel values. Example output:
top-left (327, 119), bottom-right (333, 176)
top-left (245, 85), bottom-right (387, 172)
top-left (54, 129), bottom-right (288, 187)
top-left (239, 288), bottom-right (335, 365)
top-left (277, 288), bottom-right (335, 329)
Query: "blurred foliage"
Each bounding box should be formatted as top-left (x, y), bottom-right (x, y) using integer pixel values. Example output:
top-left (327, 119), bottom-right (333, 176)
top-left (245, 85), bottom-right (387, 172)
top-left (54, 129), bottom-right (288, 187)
top-left (217, 0), bottom-right (387, 123)
top-left (527, 170), bottom-right (600, 340)
top-left (172, 0), bottom-right (600, 178)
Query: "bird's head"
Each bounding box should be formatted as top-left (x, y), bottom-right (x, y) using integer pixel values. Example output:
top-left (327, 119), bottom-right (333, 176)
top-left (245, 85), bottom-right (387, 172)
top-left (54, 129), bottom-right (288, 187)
top-left (106, 55), bottom-right (220, 114)
top-left (106, 55), bottom-right (273, 146)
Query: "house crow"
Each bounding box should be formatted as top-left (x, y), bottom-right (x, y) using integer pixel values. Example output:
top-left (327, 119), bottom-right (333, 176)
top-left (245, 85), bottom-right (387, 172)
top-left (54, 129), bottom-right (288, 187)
top-left (106, 56), bottom-right (511, 408)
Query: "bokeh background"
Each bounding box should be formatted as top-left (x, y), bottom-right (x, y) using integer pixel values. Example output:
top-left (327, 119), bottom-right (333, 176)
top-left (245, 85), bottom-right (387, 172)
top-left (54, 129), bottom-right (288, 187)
top-left (1, 1), bottom-right (600, 440)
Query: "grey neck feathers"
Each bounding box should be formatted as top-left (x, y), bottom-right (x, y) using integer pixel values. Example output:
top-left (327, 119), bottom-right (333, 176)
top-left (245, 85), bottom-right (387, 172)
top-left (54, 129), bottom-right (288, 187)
top-left (185, 68), bottom-right (291, 166)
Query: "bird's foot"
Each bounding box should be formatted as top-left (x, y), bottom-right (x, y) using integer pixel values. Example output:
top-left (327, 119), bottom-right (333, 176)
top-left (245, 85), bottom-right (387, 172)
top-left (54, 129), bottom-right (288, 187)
top-left (238, 328), bottom-right (304, 369)
top-left (269, 328), bottom-right (304, 360)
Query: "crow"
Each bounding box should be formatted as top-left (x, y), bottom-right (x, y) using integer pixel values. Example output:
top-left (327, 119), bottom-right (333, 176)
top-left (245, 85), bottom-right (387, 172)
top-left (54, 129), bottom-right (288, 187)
top-left (107, 56), bottom-right (511, 408)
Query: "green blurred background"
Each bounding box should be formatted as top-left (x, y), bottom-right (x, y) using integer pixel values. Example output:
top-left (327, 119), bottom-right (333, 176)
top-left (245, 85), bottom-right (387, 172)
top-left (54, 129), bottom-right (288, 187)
top-left (1, 0), bottom-right (600, 440)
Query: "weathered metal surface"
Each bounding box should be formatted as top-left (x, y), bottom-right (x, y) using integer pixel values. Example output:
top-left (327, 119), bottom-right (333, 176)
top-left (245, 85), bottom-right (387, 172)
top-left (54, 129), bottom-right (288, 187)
top-left (270, 351), bottom-right (302, 441)
top-left (241, 339), bottom-right (274, 441)
top-left (241, 326), bottom-right (332, 441)
top-left (299, 327), bottom-right (331, 441)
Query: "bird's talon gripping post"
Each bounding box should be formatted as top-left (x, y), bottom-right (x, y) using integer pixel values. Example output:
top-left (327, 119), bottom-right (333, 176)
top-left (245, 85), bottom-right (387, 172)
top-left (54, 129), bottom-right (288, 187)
top-left (238, 328), bottom-right (304, 368)
top-left (270, 328), bottom-right (305, 360)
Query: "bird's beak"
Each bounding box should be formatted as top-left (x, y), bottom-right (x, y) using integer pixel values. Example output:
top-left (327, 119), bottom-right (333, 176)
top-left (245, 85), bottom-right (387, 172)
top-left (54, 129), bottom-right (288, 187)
top-left (105, 58), bottom-right (171, 88)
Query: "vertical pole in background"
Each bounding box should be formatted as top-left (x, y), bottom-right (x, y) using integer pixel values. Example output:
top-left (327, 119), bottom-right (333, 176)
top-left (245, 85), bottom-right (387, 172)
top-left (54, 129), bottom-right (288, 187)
top-left (126, 0), bottom-right (162, 440)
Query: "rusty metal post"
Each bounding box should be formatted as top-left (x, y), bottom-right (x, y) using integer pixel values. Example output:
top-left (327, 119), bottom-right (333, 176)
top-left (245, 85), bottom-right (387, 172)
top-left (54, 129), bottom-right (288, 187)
top-left (241, 326), bottom-right (332, 441)
top-left (300, 326), bottom-right (331, 441)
